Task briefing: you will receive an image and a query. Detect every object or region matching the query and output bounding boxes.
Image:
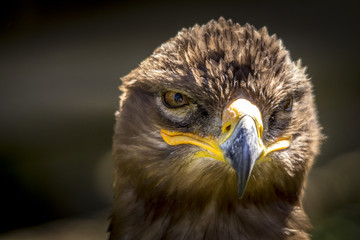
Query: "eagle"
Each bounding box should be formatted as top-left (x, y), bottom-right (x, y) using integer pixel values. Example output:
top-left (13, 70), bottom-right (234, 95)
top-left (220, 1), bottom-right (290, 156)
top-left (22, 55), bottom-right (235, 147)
top-left (110, 18), bottom-right (321, 240)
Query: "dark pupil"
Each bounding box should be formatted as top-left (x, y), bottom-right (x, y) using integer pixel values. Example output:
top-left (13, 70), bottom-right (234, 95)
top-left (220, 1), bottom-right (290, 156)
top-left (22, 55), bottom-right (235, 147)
top-left (174, 93), bottom-right (183, 103)
top-left (284, 98), bottom-right (292, 111)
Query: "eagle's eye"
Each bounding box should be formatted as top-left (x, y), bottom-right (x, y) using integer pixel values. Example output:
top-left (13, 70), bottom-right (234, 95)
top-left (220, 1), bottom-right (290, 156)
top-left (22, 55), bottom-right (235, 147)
top-left (283, 96), bottom-right (293, 112)
top-left (163, 91), bottom-right (189, 108)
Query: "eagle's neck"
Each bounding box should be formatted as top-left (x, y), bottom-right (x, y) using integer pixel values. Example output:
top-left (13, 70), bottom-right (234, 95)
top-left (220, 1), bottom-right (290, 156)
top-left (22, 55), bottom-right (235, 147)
top-left (110, 184), bottom-right (310, 240)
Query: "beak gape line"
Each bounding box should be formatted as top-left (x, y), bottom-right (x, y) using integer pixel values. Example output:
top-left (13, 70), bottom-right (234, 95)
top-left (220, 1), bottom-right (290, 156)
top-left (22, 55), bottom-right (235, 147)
top-left (161, 98), bottom-right (291, 198)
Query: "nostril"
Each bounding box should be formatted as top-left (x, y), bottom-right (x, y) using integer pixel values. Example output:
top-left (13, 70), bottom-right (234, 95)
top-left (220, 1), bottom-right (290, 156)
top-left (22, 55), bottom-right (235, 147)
top-left (225, 124), bottom-right (231, 133)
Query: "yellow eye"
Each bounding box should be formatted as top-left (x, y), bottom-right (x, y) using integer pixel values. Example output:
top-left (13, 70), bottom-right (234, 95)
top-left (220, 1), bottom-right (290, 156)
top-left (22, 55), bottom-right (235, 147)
top-left (283, 96), bottom-right (293, 111)
top-left (163, 91), bottom-right (189, 108)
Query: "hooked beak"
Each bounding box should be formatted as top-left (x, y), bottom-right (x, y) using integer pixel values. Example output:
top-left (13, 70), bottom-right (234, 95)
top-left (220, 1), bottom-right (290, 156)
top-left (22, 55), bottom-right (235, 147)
top-left (161, 98), bottom-right (291, 198)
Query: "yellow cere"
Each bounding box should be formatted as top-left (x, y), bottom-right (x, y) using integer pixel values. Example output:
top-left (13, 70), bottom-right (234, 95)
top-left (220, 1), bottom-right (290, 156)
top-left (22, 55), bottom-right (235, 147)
top-left (221, 99), bottom-right (264, 140)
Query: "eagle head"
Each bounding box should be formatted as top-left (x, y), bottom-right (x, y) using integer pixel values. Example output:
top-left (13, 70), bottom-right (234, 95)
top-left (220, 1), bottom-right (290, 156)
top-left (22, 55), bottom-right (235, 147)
top-left (111, 18), bottom-right (321, 239)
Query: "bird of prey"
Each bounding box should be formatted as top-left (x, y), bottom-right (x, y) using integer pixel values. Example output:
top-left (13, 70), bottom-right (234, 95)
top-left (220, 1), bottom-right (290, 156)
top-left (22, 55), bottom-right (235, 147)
top-left (110, 18), bottom-right (321, 240)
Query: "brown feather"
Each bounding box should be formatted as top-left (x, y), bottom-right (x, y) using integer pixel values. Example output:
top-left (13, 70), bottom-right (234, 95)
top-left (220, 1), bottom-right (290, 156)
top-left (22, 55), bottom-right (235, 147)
top-left (110, 17), bottom-right (321, 240)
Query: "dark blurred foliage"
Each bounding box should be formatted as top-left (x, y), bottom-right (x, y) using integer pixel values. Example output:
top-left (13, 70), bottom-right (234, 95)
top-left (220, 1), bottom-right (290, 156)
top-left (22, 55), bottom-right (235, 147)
top-left (0, 0), bottom-right (359, 239)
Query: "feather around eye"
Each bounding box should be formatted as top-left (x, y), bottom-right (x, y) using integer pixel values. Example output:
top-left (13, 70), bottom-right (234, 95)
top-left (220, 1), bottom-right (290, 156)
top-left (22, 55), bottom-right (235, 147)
top-left (163, 91), bottom-right (189, 108)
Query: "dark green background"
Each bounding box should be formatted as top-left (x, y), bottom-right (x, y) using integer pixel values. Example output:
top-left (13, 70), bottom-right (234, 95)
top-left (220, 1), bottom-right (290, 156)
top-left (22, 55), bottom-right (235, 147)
top-left (0, 0), bottom-right (359, 239)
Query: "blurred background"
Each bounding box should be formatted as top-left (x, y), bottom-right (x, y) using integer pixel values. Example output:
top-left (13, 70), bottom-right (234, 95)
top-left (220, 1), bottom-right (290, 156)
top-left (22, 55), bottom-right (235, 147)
top-left (0, 0), bottom-right (359, 239)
